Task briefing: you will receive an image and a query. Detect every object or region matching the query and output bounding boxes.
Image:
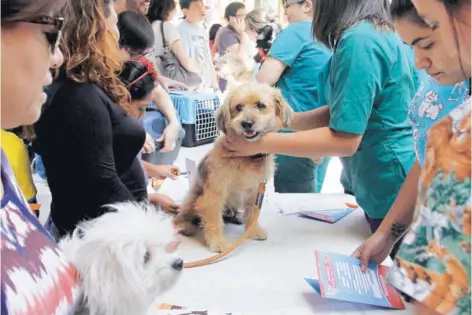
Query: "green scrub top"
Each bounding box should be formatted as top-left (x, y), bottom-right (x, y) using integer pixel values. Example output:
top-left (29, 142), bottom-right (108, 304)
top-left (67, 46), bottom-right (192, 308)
top-left (325, 21), bottom-right (416, 219)
top-left (268, 21), bottom-right (332, 193)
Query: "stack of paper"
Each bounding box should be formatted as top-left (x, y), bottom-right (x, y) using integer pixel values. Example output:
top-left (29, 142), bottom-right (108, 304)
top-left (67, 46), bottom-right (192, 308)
top-left (268, 193), bottom-right (359, 223)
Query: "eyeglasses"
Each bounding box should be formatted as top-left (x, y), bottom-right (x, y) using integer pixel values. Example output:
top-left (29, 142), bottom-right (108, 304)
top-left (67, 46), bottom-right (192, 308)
top-left (283, 0), bottom-right (305, 8)
top-left (21, 16), bottom-right (64, 54)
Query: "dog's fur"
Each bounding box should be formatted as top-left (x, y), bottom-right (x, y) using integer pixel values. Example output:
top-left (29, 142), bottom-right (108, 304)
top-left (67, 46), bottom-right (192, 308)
top-left (216, 53), bottom-right (255, 90)
top-left (174, 82), bottom-right (293, 252)
top-left (59, 202), bottom-right (183, 315)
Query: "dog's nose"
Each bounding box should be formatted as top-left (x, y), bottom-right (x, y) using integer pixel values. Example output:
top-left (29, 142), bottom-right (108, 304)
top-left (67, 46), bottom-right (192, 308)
top-left (241, 120), bottom-right (254, 130)
top-left (171, 258), bottom-right (184, 271)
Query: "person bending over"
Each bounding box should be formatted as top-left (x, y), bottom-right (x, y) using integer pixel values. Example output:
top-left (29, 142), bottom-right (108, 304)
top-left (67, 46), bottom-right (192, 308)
top-left (352, 0), bottom-right (470, 271)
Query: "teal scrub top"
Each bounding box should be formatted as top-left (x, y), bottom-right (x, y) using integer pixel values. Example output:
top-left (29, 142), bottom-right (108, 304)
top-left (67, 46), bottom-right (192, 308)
top-left (268, 21), bottom-right (332, 191)
top-left (324, 21), bottom-right (416, 219)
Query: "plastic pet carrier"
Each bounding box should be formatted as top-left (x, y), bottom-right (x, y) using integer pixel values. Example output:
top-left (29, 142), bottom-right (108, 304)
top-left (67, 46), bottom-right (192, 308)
top-left (170, 91), bottom-right (221, 147)
top-left (140, 102), bottom-right (185, 165)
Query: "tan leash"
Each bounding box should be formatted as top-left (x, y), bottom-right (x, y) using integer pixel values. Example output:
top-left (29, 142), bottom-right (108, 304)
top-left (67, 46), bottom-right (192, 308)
top-left (183, 181), bottom-right (266, 269)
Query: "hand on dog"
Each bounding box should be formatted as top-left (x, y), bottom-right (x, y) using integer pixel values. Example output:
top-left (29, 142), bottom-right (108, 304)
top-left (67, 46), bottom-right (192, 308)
top-left (221, 129), bottom-right (266, 157)
top-left (149, 193), bottom-right (180, 213)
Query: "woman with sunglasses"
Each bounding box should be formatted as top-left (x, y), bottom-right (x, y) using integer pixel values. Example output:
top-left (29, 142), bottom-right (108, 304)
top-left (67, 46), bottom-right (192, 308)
top-left (223, 0), bottom-right (417, 244)
top-left (33, 0), bottom-right (150, 239)
top-left (386, 0), bottom-right (470, 313)
top-left (1, 0), bottom-right (82, 313)
top-left (255, 0), bottom-right (332, 193)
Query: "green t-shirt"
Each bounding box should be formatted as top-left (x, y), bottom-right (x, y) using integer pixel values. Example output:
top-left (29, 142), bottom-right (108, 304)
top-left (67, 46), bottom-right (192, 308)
top-left (325, 21), bottom-right (416, 219)
top-left (268, 21), bottom-right (332, 191)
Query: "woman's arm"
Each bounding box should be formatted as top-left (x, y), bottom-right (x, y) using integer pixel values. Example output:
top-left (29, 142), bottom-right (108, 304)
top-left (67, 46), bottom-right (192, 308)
top-left (351, 161), bottom-right (421, 270)
top-left (255, 56), bottom-right (286, 86)
top-left (375, 161), bottom-right (420, 238)
top-left (289, 106), bottom-right (330, 131)
top-left (151, 84), bottom-right (181, 151)
top-left (260, 127), bottom-right (361, 158)
top-left (224, 18), bottom-right (248, 60)
top-left (152, 84), bottom-right (178, 124)
top-left (223, 126), bottom-right (361, 159)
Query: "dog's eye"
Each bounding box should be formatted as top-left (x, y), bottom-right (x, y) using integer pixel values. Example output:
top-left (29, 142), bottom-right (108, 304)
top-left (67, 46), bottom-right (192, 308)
top-left (235, 104), bottom-right (243, 112)
top-left (143, 251), bottom-right (151, 264)
top-left (256, 102), bottom-right (266, 110)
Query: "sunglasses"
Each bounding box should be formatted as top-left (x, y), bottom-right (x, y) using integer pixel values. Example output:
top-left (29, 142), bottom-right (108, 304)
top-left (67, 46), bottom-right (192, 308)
top-left (283, 0), bottom-right (305, 8)
top-left (21, 16), bottom-right (64, 54)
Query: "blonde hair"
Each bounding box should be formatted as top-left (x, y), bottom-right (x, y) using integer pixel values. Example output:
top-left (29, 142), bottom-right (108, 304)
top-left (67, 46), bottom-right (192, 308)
top-left (245, 8), bottom-right (269, 32)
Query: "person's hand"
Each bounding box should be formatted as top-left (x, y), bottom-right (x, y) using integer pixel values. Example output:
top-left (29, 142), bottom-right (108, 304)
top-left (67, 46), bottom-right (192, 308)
top-left (168, 80), bottom-right (189, 91)
top-left (229, 16), bottom-right (246, 35)
top-left (142, 132), bottom-right (156, 154)
top-left (157, 121), bottom-right (180, 152)
top-left (351, 231), bottom-right (395, 272)
top-left (149, 193), bottom-right (179, 213)
top-left (148, 164), bottom-right (181, 180)
top-left (221, 130), bottom-right (267, 157)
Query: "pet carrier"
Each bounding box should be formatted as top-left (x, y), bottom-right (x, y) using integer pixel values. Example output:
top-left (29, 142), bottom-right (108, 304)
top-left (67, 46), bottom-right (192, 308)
top-left (140, 103), bottom-right (185, 165)
top-left (170, 91), bottom-right (221, 147)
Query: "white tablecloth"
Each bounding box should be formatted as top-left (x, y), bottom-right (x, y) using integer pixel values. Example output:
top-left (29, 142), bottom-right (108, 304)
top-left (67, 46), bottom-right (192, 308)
top-left (148, 178), bottom-right (413, 315)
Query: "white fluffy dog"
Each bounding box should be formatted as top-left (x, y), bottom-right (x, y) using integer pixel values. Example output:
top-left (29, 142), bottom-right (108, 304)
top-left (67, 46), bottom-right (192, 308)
top-left (59, 202), bottom-right (183, 315)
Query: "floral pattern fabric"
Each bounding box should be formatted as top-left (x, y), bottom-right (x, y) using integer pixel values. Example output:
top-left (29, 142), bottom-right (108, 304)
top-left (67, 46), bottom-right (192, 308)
top-left (387, 99), bottom-right (471, 315)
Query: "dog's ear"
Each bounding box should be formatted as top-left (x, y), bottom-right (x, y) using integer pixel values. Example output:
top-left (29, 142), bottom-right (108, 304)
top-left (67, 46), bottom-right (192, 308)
top-left (272, 88), bottom-right (294, 129)
top-left (216, 95), bottom-right (232, 134)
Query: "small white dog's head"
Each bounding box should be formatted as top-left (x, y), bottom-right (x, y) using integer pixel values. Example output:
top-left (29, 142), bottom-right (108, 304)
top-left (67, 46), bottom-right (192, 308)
top-left (59, 202), bottom-right (182, 315)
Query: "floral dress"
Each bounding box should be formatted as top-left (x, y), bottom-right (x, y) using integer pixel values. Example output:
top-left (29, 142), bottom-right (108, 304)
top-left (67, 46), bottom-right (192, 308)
top-left (387, 98), bottom-right (471, 315)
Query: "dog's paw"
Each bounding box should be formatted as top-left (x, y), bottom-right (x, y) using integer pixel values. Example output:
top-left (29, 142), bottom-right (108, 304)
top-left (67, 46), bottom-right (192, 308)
top-left (248, 227), bottom-right (268, 241)
top-left (207, 239), bottom-right (230, 253)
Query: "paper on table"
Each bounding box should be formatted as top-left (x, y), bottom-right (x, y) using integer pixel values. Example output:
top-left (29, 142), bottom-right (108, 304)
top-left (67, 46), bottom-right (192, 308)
top-left (185, 158), bottom-right (198, 185)
top-left (268, 193), bottom-right (358, 215)
top-left (157, 176), bottom-right (190, 204)
top-left (305, 251), bottom-right (405, 309)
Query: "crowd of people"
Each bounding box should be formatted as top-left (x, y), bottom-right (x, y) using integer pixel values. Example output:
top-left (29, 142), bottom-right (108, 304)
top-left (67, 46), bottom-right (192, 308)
top-left (0, 0), bottom-right (470, 314)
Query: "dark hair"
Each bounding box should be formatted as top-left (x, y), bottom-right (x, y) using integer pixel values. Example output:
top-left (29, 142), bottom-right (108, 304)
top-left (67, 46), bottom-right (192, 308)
top-left (147, 0), bottom-right (176, 22)
top-left (441, 0), bottom-right (468, 12)
top-left (120, 60), bottom-right (156, 100)
top-left (2, 0), bottom-right (65, 24)
top-left (179, 0), bottom-right (192, 10)
top-left (390, 0), bottom-right (429, 27)
top-left (209, 23), bottom-right (222, 41)
top-left (224, 2), bottom-right (245, 20)
top-left (313, 0), bottom-right (393, 50)
top-left (118, 10), bottom-right (154, 51)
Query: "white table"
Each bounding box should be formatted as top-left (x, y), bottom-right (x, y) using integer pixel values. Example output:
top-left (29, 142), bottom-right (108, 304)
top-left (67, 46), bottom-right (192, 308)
top-left (149, 178), bottom-right (413, 315)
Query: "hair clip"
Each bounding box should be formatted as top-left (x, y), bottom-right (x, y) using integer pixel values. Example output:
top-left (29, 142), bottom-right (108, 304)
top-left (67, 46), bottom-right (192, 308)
top-left (126, 57), bottom-right (158, 88)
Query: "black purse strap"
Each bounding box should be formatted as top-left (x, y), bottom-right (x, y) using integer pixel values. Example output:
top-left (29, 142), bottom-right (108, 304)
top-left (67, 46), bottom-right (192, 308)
top-left (160, 21), bottom-right (169, 50)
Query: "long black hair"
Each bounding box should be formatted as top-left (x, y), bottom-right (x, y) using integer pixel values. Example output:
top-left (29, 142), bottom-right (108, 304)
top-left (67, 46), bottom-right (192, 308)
top-left (390, 0), bottom-right (429, 27)
top-left (119, 60), bottom-right (157, 101)
top-left (313, 0), bottom-right (392, 50)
